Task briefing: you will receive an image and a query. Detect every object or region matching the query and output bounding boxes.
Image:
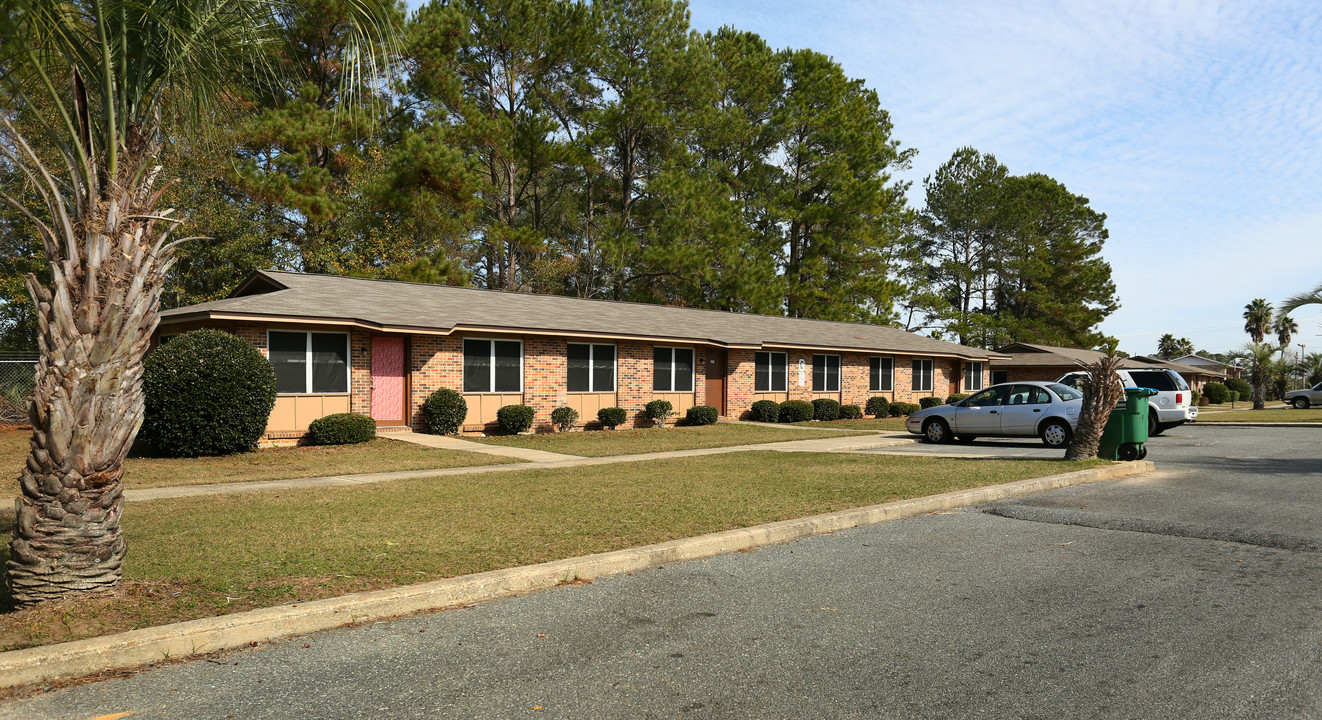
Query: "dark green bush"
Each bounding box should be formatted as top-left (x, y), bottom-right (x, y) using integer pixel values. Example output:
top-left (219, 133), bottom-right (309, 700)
top-left (1225, 378), bottom-right (1251, 398)
top-left (598, 406), bottom-right (627, 429)
top-left (496, 404), bottom-right (536, 434)
top-left (141, 329), bottom-right (276, 457)
top-left (779, 400), bottom-right (814, 423)
top-left (307, 413), bottom-right (376, 446)
top-left (865, 396), bottom-right (890, 417)
top-left (421, 388), bottom-right (468, 435)
top-left (685, 405), bottom-right (719, 426)
top-left (812, 398), bottom-right (841, 421)
top-left (749, 399), bottom-right (781, 423)
top-left (919, 396), bottom-right (942, 409)
top-left (839, 404), bottom-right (863, 420)
top-left (1190, 389), bottom-right (1201, 407)
top-left (1202, 382), bottom-right (1229, 404)
top-left (946, 393), bottom-right (968, 404)
top-left (645, 399), bottom-right (675, 427)
top-left (1230, 390), bottom-right (1241, 403)
top-left (889, 402), bottom-right (920, 417)
top-left (551, 406), bottom-right (579, 432)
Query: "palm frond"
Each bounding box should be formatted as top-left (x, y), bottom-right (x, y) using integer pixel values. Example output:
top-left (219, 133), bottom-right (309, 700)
top-left (1280, 282), bottom-right (1322, 317)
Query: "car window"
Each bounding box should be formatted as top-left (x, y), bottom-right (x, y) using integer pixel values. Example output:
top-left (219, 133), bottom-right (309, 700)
top-left (1057, 373), bottom-right (1084, 389)
top-left (966, 387), bottom-right (1006, 407)
top-left (1048, 383), bottom-right (1083, 401)
top-left (1168, 370), bottom-right (1189, 391)
top-left (1312, 382), bottom-right (1321, 391)
top-left (1128, 370), bottom-right (1176, 392)
top-left (1005, 385), bottom-right (1049, 405)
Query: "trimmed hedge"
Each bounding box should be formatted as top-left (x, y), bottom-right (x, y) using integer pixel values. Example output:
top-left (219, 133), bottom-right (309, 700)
top-left (865, 396), bottom-right (890, 418)
top-left (551, 406), bottom-right (579, 432)
top-left (839, 404), bottom-right (863, 420)
top-left (889, 402), bottom-right (920, 417)
top-left (812, 398), bottom-right (841, 421)
top-left (919, 396), bottom-right (943, 409)
top-left (749, 399), bottom-right (781, 423)
top-left (141, 329), bottom-right (277, 457)
top-left (496, 404), bottom-right (536, 434)
top-left (779, 400), bottom-right (814, 423)
top-left (645, 399), bottom-right (675, 427)
top-left (1225, 378), bottom-right (1251, 398)
top-left (307, 413), bottom-right (376, 446)
top-left (598, 406), bottom-right (627, 429)
top-left (1202, 382), bottom-right (1229, 404)
top-left (422, 389), bottom-right (467, 435)
top-left (946, 393), bottom-right (968, 404)
top-left (685, 405), bottom-right (719, 426)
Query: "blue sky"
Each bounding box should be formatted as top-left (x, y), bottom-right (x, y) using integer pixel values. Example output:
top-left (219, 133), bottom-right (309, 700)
top-left (684, 0), bottom-right (1322, 356)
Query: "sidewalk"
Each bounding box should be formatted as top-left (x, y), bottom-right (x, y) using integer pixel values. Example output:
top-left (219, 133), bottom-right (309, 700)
top-left (389, 431), bottom-right (581, 461)
top-left (117, 431), bottom-right (916, 502)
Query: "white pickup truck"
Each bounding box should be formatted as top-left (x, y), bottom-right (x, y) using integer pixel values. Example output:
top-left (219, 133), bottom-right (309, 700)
top-left (1284, 382), bottom-right (1322, 409)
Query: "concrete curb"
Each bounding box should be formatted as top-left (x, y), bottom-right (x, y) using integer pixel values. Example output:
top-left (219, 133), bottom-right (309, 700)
top-left (0, 460), bottom-right (1153, 690)
top-left (1192, 422), bottom-right (1322, 428)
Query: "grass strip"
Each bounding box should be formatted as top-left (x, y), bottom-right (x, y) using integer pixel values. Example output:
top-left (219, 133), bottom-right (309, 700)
top-left (1197, 408), bottom-right (1322, 423)
top-left (0, 451), bottom-right (1101, 650)
top-left (468, 423), bottom-right (870, 457)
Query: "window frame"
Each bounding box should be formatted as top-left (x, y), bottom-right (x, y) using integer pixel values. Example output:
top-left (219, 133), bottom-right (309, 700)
top-left (567, 342), bottom-right (617, 393)
top-left (462, 337), bottom-right (524, 394)
top-left (266, 329), bottom-right (351, 395)
top-left (869, 356), bottom-right (894, 392)
top-left (811, 354), bottom-right (841, 393)
top-left (652, 346), bottom-right (695, 393)
top-left (755, 351), bottom-right (789, 392)
top-left (964, 361), bottom-right (985, 391)
top-left (912, 358), bottom-right (934, 393)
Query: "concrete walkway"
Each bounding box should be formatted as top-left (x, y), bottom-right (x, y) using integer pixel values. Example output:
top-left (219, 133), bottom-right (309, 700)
top-left (118, 432), bottom-right (916, 503)
top-left (388, 430), bottom-right (581, 461)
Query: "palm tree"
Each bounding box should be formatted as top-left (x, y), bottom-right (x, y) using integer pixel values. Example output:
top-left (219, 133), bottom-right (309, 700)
top-left (1243, 342), bottom-right (1277, 410)
top-left (1281, 281), bottom-right (1322, 316)
top-left (1242, 299), bottom-right (1272, 343)
top-left (1065, 350), bottom-right (1125, 461)
top-left (1303, 352), bottom-right (1322, 386)
top-left (1156, 333), bottom-right (1179, 358)
top-left (1274, 314), bottom-right (1299, 361)
top-left (2, 1), bottom-right (393, 606)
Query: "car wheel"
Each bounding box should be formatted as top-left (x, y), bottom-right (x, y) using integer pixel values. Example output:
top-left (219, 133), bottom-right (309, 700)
top-left (1040, 419), bottom-right (1072, 448)
top-left (923, 418), bottom-right (952, 443)
top-left (1294, 397), bottom-right (1311, 409)
top-left (1148, 412), bottom-right (1163, 436)
top-left (1117, 443), bottom-right (1140, 461)
top-left (955, 435), bottom-right (977, 443)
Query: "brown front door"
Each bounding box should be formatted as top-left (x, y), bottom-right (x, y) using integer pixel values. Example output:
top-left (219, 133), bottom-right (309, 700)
top-left (370, 336), bottom-right (406, 425)
top-left (705, 349), bottom-right (727, 416)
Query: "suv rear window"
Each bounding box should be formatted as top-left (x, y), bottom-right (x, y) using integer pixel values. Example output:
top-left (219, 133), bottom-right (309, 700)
top-left (1128, 370), bottom-right (1176, 392)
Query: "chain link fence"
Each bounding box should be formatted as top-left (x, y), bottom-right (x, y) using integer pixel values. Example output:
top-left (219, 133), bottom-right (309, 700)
top-left (0, 353), bottom-right (37, 426)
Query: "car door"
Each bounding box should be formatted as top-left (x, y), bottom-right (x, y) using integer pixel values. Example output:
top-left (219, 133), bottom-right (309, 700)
top-left (1309, 383), bottom-right (1322, 402)
top-left (954, 386), bottom-right (1008, 434)
top-left (999, 385), bottom-right (1051, 435)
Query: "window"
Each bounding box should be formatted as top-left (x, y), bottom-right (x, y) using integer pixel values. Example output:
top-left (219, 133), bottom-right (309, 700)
top-left (870, 357), bottom-right (893, 392)
top-left (463, 338), bottom-right (522, 393)
top-left (268, 330), bottom-right (349, 394)
top-left (1006, 384), bottom-right (1050, 405)
top-left (1048, 383), bottom-right (1083, 401)
top-left (966, 386), bottom-right (1006, 407)
top-left (812, 354), bottom-right (841, 392)
top-left (964, 361), bottom-right (984, 391)
top-left (912, 359), bottom-right (934, 392)
top-left (991, 370), bottom-right (1009, 386)
top-left (1128, 370), bottom-right (1176, 392)
top-left (568, 343), bottom-right (615, 392)
top-left (653, 347), bottom-right (694, 392)
top-left (755, 351), bottom-right (788, 392)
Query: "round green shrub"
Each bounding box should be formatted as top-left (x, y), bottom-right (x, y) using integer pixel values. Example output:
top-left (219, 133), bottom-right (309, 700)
top-left (749, 399), bottom-right (781, 423)
top-left (421, 388), bottom-right (467, 435)
top-left (307, 413), bottom-right (376, 446)
top-left (598, 406), bottom-right (628, 429)
top-left (812, 398), bottom-right (841, 421)
top-left (779, 400), bottom-right (814, 423)
top-left (839, 404), bottom-right (863, 420)
top-left (890, 401), bottom-right (920, 416)
top-left (919, 396), bottom-right (942, 409)
top-left (1202, 382), bottom-right (1229, 404)
top-left (551, 406), bottom-right (579, 432)
top-left (645, 399), bottom-right (675, 427)
top-left (141, 329), bottom-right (276, 457)
top-left (1190, 389), bottom-right (1201, 407)
top-left (496, 404), bottom-right (536, 434)
top-left (685, 405), bottom-right (720, 426)
top-left (1225, 378), bottom-right (1251, 399)
top-left (865, 396), bottom-right (890, 417)
top-left (946, 393), bottom-right (968, 404)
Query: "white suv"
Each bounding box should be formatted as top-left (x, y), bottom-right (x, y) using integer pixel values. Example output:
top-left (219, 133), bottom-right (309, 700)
top-left (1057, 368), bottom-right (1193, 436)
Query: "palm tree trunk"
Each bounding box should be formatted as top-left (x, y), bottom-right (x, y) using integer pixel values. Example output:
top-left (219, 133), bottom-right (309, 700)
top-left (8, 159), bottom-right (175, 606)
top-left (1065, 355), bottom-right (1124, 461)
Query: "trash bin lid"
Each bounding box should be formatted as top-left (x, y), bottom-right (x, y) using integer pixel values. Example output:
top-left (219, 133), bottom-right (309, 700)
top-left (1123, 386), bottom-right (1160, 397)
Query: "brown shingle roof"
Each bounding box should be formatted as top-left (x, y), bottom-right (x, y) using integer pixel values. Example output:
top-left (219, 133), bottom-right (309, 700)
top-left (160, 271), bottom-right (997, 360)
top-left (991, 343), bottom-right (1110, 368)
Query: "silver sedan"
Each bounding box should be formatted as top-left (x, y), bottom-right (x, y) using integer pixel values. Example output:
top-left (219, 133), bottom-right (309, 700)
top-left (905, 382), bottom-right (1085, 448)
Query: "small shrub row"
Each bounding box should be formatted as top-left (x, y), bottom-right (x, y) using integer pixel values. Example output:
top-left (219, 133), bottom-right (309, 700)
top-left (889, 402), bottom-right (920, 417)
top-left (496, 404), bottom-right (536, 434)
top-left (1225, 378), bottom-right (1251, 398)
top-left (839, 404), bottom-right (862, 420)
top-left (645, 399), bottom-right (675, 427)
top-left (778, 400), bottom-right (815, 423)
top-left (551, 406), bottom-right (579, 431)
top-left (865, 396), bottom-right (890, 417)
top-left (598, 406), bottom-right (627, 429)
top-left (749, 399), bottom-right (781, 422)
top-left (1202, 382), bottom-right (1229, 404)
top-left (307, 413), bottom-right (376, 446)
top-left (812, 398), bottom-right (841, 421)
top-left (945, 393), bottom-right (968, 404)
top-left (685, 405), bottom-right (719, 426)
top-left (918, 396), bottom-right (943, 409)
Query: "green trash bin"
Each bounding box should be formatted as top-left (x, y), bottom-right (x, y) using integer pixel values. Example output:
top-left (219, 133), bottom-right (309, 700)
top-left (1098, 388), bottom-right (1158, 461)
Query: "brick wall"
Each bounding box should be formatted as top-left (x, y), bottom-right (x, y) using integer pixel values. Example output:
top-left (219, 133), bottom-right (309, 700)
top-left (991, 365), bottom-right (1075, 384)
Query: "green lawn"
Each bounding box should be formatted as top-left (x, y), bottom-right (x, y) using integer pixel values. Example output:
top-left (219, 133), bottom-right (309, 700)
top-left (0, 430), bottom-right (516, 490)
top-left (791, 417), bottom-right (909, 432)
top-left (1198, 407), bottom-right (1322, 423)
top-left (0, 451), bottom-right (1102, 650)
top-left (469, 423), bottom-right (870, 457)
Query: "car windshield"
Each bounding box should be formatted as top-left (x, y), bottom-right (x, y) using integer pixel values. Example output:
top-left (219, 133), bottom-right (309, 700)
top-left (1048, 383), bottom-right (1083, 401)
top-left (1056, 374), bottom-right (1084, 389)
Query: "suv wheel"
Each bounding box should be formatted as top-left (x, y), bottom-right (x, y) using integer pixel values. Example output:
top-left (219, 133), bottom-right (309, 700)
top-left (1294, 397), bottom-right (1311, 409)
top-left (1040, 419), bottom-right (1072, 448)
top-left (1148, 411), bottom-right (1163, 436)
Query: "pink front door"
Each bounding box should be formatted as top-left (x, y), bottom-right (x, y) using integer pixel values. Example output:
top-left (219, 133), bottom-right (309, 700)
top-left (371, 336), bottom-right (405, 424)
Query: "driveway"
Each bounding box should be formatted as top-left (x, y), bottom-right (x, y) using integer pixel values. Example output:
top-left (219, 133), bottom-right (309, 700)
top-left (7, 425), bottom-right (1321, 719)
